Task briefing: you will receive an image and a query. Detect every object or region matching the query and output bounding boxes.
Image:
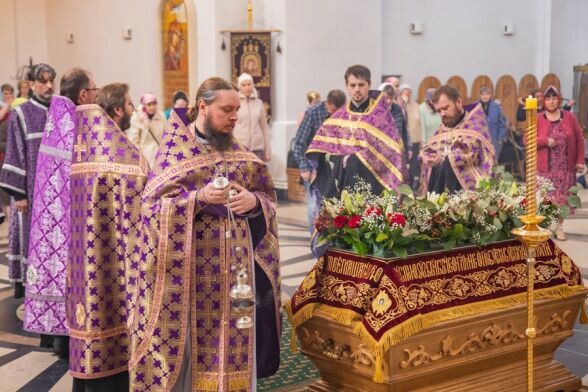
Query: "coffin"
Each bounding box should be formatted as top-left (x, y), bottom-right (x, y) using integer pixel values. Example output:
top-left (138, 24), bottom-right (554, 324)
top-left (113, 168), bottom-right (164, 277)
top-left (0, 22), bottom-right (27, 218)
top-left (286, 240), bottom-right (588, 392)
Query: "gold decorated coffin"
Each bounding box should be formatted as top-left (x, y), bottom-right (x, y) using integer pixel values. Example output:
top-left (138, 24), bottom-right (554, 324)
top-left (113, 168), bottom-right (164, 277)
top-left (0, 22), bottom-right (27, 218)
top-left (286, 240), bottom-right (588, 392)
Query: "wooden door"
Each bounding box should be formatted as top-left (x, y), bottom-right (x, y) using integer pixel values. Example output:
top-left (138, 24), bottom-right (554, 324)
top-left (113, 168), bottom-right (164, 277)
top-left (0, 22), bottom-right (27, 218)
top-left (540, 73), bottom-right (561, 93)
top-left (447, 75), bottom-right (468, 103)
top-left (517, 74), bottom-right (539, 100)
top-left (495, 75), bottom-right (517, 126)
top-left (471, 75), bottom-right (494, 102)
top-left (417, 76), bottom-right (441, 103)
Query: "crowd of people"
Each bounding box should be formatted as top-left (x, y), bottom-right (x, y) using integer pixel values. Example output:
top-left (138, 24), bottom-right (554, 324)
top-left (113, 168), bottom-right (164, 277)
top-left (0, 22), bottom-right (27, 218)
top-left (292, 66), bottom-right (586, 242)
top-left (0, 61), bottom-right (584, 391)
top-left (0, 64), bottom-right (280, 391)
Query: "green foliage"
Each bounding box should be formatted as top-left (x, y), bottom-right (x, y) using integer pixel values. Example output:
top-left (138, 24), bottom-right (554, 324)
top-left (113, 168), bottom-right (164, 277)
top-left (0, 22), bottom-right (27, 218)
top-left (314, 170), bottom-right (567, 259)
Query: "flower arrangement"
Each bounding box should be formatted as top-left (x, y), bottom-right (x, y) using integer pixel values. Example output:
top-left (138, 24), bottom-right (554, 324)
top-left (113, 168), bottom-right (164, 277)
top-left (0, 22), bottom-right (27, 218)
top-left (314, 168), bottom-right (581, 257)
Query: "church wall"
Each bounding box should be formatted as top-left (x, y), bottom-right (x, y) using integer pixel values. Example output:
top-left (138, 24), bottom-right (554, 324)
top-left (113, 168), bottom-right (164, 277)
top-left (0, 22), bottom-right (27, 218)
top-left (267, 0), bottom-right (383, 187)
top-left (45, 0), bottom-right (162, 105)
top-left (549, 0), bottom-right (588, 99)
top-left (0, 0), bottom-right (49, 89)
top-left (381, 0), bottom-right (549, 100)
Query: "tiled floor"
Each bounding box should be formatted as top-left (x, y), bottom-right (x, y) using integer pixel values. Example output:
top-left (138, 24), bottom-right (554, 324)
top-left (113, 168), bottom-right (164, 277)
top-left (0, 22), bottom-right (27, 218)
top-left (0, 193), bottom-right (586, 391)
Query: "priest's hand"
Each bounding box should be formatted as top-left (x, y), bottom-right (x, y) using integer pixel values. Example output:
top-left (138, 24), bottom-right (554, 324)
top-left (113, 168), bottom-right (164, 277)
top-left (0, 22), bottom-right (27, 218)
top-left (424, 153), bottom-right (443, 167)
top-left (226, 183), bottom-right (258, 215)
top-left (300, 171), bottom-right (312, 182)
top-left (15, 199), bottom-right (28, 214)
top-left (199, 181), bottom-right (230, 205)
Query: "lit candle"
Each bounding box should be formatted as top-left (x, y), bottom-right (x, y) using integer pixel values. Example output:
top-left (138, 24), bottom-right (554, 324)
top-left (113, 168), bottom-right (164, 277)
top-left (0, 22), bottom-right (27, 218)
top-left (525, 95), bottom-right (537, 110)
top-left (524, 96), bottom-right (538, 217)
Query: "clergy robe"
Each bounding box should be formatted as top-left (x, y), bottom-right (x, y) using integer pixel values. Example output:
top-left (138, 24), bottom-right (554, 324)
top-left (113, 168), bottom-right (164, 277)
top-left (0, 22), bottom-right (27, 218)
top-left (129, 110), bottom-right (281, 392)
top-left (0, 98), bottom-right (48, 293)
top-left (24, 95), bottom-right (75, 337)
top-left (67, 104), bottom-right (148, 389)
top-left (306, 90), bottom-right (405, 199)
top-left (306, 91), bottom-right (405, 256)
top-left (419, 103), bottom-right (495, 195)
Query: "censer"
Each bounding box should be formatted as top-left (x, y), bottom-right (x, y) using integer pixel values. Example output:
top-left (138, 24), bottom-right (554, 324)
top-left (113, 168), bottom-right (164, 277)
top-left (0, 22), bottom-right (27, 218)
top-left (214, 173), bottom-right (255, 329)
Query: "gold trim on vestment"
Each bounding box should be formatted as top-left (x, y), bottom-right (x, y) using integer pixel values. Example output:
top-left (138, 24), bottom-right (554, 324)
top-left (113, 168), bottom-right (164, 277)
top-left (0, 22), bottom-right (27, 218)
top-left (167, 195), bottom-right (197, 391)
top-left (429, 129), bottom-right (495, 155)
top-left (128, 198), bottom-right (172, 369)
top-left (144, 151), bottom-right (262, 197)
top-left (69, 366), bottom-right (129, 380)
top-left (70, 162), bottom-right (147, 177)
top-left (307, 135), bottom-right (404, 186)
top-left (344, 94), bottom-right (382, 116)
top-left (321, 118), bottom-right (403, 154)
top-left (69, 325), bottom-right (126, 340)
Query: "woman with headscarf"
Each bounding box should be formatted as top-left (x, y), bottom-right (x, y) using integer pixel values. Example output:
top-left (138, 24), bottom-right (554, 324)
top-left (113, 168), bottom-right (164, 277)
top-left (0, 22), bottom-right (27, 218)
top-left (536, 85), bottom-right (586, 240)
top-left (127, 92), bottom-right (166, 167)
top-left (164, 90), bottom-right (189, 119)
top-left (233, 73), bottom-right (271, 161)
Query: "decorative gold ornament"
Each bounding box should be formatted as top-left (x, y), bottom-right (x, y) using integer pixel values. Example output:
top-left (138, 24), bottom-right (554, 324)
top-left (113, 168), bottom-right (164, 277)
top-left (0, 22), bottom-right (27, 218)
top-left (400, 311), bottom-right (570, 369)
top-left (372, 290), bottom-right (392, 316)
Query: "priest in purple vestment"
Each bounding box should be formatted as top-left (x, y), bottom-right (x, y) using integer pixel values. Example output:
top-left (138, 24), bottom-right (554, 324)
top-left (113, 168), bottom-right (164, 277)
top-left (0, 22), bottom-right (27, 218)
top-left (0, 63), bottom-right (56, 300)
top-left (67, 83), bottom-right (146, 392)
top-left (306, 65), bottom-right (405, 200)
top-left (24, 68), bottom-right (98, 358)
top-left (306, 65), bottom-right (405, 257)
top-left (418, 84), bottom-right (495, 195)
top-left (129, 77), bottom-right (281, 391)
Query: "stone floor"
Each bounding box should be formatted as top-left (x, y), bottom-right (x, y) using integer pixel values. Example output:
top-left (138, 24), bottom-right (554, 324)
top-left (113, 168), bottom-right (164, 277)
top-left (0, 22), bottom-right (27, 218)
top-left (0, 192), bottom-right (586, 391)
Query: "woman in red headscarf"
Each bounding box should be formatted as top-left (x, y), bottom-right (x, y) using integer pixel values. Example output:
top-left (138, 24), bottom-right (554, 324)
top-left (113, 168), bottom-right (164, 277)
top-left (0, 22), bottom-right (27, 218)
top-left (536, 85), bottom-right (586, 240)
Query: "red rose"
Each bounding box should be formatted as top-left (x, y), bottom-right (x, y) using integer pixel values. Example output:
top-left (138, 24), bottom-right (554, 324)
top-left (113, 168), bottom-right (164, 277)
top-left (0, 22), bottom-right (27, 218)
top-left (364, 206), bottom-right (382, 216)
top-left (333, 215), bottom-right (348, 229)
top-left (348, 215), bottom-right (362, 228)
top-left (520, 198), bottom-right (527, 207)
top-left (387, 212), bottom-right (406, 227)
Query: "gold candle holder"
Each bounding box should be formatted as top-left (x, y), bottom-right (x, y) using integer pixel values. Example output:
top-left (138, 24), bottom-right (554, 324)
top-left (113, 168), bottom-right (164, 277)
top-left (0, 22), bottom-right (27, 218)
top-left (511, 96), bottom-right (551, 392)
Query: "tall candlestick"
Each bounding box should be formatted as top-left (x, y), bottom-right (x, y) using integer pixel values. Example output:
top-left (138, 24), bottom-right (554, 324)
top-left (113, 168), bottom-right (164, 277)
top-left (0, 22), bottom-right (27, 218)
top-left (512, 95), bottom-right (550, 392)
top-left (524, 96), bottom-right (538, 217)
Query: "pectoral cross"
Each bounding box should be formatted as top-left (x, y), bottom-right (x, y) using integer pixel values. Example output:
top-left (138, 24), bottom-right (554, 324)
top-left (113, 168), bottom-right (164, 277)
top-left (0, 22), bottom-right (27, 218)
top-left (74, 135), bottom-right (87, 162)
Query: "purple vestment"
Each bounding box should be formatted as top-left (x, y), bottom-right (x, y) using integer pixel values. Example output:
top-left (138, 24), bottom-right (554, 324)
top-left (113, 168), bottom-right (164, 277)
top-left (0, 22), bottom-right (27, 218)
top-left (67, 104), bottom-right (148, 379)
top-left (24, 96), bottom-right (75, 335)
top-left (306, 90), bottom-right (405, 192)
top-left (129, 111), bottom-right (281, 391)
top-left (419, 103), bottom-right (495, 194)
top-left (0, 98), bottom-right (48, 283)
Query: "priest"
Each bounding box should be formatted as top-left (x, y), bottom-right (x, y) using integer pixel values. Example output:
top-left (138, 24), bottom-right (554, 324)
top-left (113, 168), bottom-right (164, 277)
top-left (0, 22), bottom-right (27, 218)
top-left (67, 83), bottom-right (146, 391)
top-left (0, 63), bottom-right (56, 300)
top-left (306, 64), bottom-right (405, 200)
top-left (419, 84), bottom-right (495, 194)
top-left (24, 68), bottom-right (97, 358)
top-left (129, 77), bottom-right (281, 391)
